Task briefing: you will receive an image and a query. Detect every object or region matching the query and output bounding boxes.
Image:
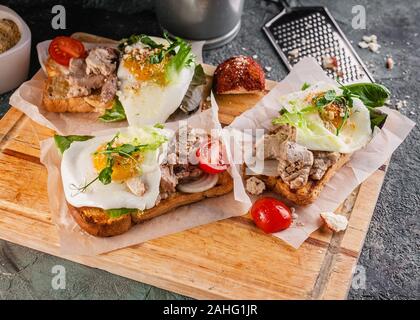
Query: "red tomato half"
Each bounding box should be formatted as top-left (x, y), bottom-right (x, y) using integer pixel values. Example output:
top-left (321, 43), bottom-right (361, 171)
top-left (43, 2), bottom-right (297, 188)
top-left (196, 140), bottom-right (229, 174)
top-left (48, 36), bottom-right (86, 66)
top-left (251, 197), bottom-right (292, 233)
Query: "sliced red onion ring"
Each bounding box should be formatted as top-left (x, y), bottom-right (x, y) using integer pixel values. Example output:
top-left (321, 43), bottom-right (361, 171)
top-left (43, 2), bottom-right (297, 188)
top-left (177, 173), bottom-right (219, 193)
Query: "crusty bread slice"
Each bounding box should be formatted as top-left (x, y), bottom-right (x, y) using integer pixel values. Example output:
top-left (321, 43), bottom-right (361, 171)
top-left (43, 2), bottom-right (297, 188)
top-left (42, 58), bottom-right (113, 113)
top-left (42, 76), bottom-right (112, 113)
top-left (245, 153), bottom-right (351, 206)
top-left (67, 171), bottom-right (233, 237)
top-left (45, 58), bottom-right (69, 78)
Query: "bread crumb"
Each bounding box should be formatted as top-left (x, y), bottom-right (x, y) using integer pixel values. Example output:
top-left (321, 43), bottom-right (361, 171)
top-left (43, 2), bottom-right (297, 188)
top-left (368, 42), bottom-right (380, 53)
top-left (358, 41), bottom-right (369, 49)
top-left (320, 212), bottom-right (348, 232)
top-left (362, 34), bottom-right (377, 43)
top-left (265, 66), bottom-right (272, 72)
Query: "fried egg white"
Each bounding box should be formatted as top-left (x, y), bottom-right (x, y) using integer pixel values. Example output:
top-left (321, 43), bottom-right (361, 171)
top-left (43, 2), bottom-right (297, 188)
top-left (117, 37), bottom-right (195, 126)
top-left (278, 82), bottom-right (372, 153)
top-left (61, 126), bottom-right (173, 210)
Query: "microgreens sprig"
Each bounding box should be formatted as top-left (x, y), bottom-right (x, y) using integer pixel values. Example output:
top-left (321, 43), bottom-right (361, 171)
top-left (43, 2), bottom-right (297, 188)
top-left (70, 130), bottom-right (168, 195)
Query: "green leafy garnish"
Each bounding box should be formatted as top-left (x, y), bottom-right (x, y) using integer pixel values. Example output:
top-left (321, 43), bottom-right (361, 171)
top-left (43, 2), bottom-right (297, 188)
top-left (369, 108), bottom-right (388, 129)
top-left (119, 31), bottom-right (195, 84)
top-left (272, 106), bottom-right (317, 129)
top-left (273, 81), bottom-right (390, 136)
top-left (54, 135), bottom-right (93, 154)
top-left (105, 208), bottom-right (138, 218)
top-left (340, 82), bottom-right (390, 129)
top-left (301, 82), bottom-right (311, 90)
top-left (71, 129), bottom-right (168, 194)
top-left (163, 34), bottom-right (195, 83)
top-left (118, 34), bottom-right (164, 52)
top-left (99, 99), bottom-right (126, 122)
top-left (341, 83), bottom-right (390, 108)
top-left (153, 123), bottom-right (164, 129)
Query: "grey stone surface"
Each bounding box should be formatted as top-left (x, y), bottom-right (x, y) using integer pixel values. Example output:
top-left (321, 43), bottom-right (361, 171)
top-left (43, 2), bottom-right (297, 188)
top-left (0, 0), bottom-right (418, 300)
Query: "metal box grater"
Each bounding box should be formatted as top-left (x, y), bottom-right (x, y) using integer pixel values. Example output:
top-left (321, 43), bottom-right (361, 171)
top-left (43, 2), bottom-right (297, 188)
top-left (263, 4), bottom-right (374, 84)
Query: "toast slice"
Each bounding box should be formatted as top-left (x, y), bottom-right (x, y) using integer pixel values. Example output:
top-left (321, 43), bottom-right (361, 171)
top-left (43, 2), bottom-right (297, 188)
top-left (42, 58), bottom-right (113, 113)
top-left (67, 171), bottom-right (233, 237)
top-left (245, 153), bottom-right (351, 206)
top-left (42, 76), bottom-right (113, 113)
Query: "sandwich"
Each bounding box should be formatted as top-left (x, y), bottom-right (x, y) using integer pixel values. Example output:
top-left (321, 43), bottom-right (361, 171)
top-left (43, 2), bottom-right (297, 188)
top-left (41, 34), bottom-right (207, 124)
top-left (54, 124), bottom-right (232, 237)
top-left (244, 81), bottom-right (390, 205)
top-left (42, 36), bottom-right (119, 114)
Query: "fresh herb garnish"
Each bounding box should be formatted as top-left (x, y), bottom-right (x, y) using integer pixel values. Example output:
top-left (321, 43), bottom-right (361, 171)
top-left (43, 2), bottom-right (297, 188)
top-left (54, 135), bottom-right (93, 154)
top-left (153, 123), bottom-right (164, 129)
top-left (119, 31), bottom-right (195, 84)
top-left (301, 82), bottom-right (311, 90)
top-left (71, 130), bottom-right (168, 194)
top-left (99, 98), bottom-right (127, 122)
top-left (118, 34), bottom-right (164, 52)
top-left (273, 81), bottom-right (390, 136)
top-left (341, 83), bottom-right (390, 108)
top-left (340, 82), bottom-right (390, 129)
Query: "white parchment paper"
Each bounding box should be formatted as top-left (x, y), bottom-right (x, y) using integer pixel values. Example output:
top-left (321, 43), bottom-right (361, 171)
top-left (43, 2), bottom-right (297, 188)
top-left (227, 57), bottom-right (415, 248)
top-left (9, 39), bottom-right (205, 135)
top-left (40, 95), bottom-right (251, 255)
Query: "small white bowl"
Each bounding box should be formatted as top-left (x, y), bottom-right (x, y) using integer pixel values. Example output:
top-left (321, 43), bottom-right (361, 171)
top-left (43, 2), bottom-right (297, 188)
top-left (0, 5), bottom-right (31, 94)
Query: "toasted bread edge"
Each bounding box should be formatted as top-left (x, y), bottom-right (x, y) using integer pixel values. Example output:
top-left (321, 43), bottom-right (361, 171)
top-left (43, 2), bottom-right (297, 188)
top-left (67, 171), bottom-right (234, 237)
top-left (246, 153), bottom-right (352, 206)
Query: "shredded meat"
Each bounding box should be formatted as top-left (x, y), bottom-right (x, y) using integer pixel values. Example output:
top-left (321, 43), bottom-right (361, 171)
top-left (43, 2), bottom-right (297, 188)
top-left (100, 74), bottom-right (117, 102)
top-left (64, 47), bottom-right (118, 100)
top-left (310, 151), bottom-right (340, 180)
top-left (159, 127), bottom-right (206, 198)
top-left (68, 58), bottom-right (86, 77)
top-left (126, 177), bottom-right (147, 197)
top-left (159, 164), bottom-right (178, 199)
top-left (262, 125), bottom-right (296, 159)
top-left (277, 141), bottom-right (314, 189)
top-left (67, 73), bottom-right (104, 91)
top-left (85, 47), bottom-right (118, 76)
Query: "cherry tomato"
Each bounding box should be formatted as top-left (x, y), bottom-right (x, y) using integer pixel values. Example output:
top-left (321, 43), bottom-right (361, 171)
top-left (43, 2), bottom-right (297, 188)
top-left (251, 197), bottom-right (292, 233)
top-left (196, 140), bottom-right (229, 174)
top-left (48, 36), bottom-right (86, 66)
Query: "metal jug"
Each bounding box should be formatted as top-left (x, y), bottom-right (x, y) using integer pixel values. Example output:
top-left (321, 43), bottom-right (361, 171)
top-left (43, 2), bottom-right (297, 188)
top-left (155, 0), bottom-right (245, 49)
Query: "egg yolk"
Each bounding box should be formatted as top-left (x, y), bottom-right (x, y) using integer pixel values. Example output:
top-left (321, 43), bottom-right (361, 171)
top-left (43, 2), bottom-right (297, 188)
top-left (123, 50), bottom-right (169, 86)
top-left (92, 145), bottom-right (143, 182)
top-left (321, 103), bottom-right (344, 129)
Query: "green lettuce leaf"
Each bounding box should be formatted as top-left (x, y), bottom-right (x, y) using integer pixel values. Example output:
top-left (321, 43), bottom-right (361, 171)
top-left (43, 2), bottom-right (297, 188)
top-left (164, 37), bottom-right (195, 83)
top-left (342, 83), bottom-right (390, 108)
top-left (341, 82), bottom-right (390, 128)
top-left (105, 208), bottom-right (138, 218)
top-left (54, 135), bottom-right (93, 154)
top-left (99, 99), bottom-right (126, 122)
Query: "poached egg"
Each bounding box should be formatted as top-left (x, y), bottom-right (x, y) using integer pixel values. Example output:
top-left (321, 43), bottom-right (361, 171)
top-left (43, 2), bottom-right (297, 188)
top-left (61, 126), bottom-right (173, 210)
top-left (117, 37), bottom-right (195, 126)
top-left (276, 82), bottom-right (372, 153)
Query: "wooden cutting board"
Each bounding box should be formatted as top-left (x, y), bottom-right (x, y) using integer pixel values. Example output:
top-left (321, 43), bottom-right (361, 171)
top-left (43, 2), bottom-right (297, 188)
top-left (0, 33), bottom-right (387, 299)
